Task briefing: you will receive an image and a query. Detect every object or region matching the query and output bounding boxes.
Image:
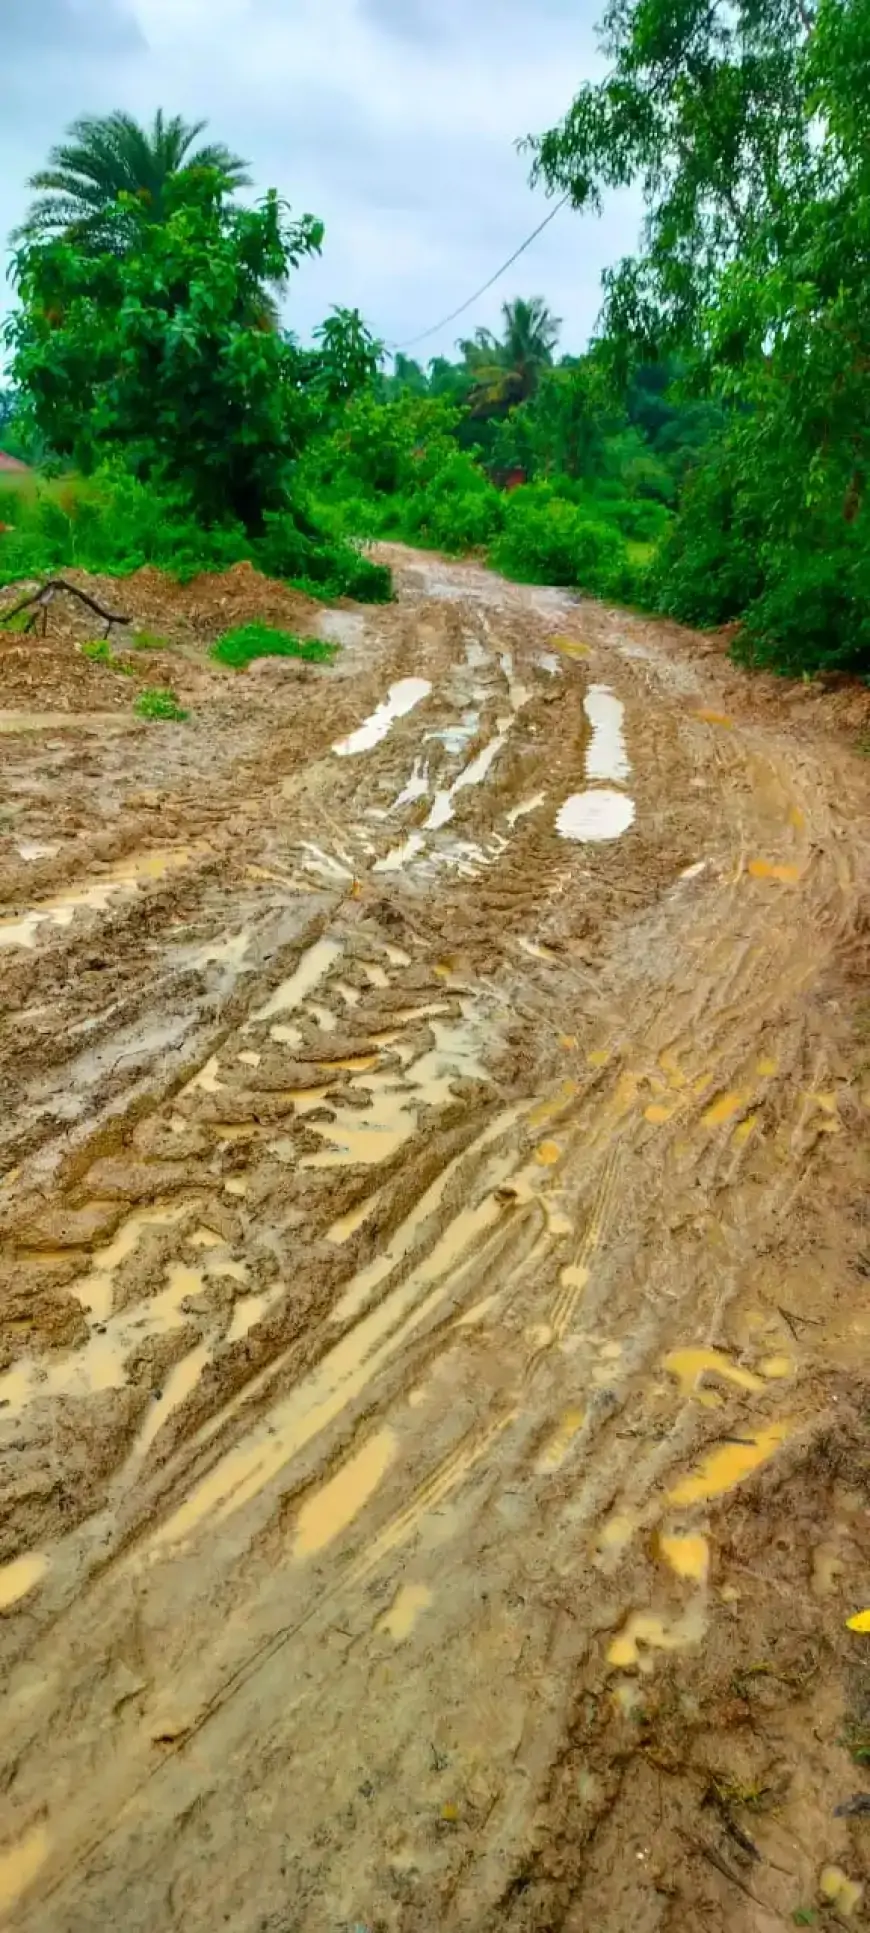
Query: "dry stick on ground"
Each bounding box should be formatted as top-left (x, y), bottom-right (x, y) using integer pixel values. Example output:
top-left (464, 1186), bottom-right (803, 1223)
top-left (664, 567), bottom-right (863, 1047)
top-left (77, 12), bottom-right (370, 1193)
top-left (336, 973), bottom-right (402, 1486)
top-left (0, 578), bottom-right (131, 639)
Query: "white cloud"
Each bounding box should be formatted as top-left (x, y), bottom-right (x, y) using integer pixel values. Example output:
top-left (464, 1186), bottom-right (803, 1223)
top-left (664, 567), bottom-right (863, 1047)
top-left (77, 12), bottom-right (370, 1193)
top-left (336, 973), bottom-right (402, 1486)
top-left (0, 0), bottom-right (643, 364)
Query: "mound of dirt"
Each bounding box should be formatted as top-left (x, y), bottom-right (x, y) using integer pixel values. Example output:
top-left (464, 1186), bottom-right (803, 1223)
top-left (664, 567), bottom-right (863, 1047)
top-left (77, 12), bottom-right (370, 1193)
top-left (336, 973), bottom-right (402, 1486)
top-left (66, 560), bottom-right (328, 644)
top-left (0, 632), bottom-right (132, 713)
top-left (0, 563), bottom-right (339, 713)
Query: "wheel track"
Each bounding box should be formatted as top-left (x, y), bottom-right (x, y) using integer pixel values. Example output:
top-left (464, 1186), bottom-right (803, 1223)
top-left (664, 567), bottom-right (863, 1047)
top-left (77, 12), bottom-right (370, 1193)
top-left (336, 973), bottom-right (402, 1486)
top-left (0, 556), bottom-right (868, 1930)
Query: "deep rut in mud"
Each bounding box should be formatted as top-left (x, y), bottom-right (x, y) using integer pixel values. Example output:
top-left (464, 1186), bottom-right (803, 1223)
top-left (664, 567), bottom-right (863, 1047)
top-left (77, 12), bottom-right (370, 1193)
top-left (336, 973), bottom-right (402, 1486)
top-left (1, 548), bottom-right (870, 1931)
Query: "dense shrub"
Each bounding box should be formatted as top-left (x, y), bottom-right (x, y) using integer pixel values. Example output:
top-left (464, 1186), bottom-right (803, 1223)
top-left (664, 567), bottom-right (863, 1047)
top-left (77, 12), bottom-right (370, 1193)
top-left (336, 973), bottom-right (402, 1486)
top-left (492, 486), bottom-right (629, 592)
top-left (0, 471), bottom-right (392, 603)
top-left (649, 451), bottom-right (764, 628)
top-left (392, 451), bottom-right (505, 553)
top-left (652, 440), bottom-right (870, 675)
top-left (735, 539), bottom-right (870, 676)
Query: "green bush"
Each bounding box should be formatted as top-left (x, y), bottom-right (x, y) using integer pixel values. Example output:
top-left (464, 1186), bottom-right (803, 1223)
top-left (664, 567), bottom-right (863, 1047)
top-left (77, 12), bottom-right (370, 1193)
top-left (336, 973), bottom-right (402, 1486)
top-left (734, 540), bottom-right (870, 676)
top-left (650, 451), bottom-right (764, 628)
top-left (651, 439), bottom-right (870, 675)
top-left (211, 623), bottom-right (337, 668)
top-left (394, 452), bottom-right (505, 552)
top-left (134, 687), bottom-right (188, 720)
top-left (0, 470), bottom-right (392, 604)
top-left (492, 487), bottom-right (629, 592)
top-left (254, 509), bottom-right (391, 602)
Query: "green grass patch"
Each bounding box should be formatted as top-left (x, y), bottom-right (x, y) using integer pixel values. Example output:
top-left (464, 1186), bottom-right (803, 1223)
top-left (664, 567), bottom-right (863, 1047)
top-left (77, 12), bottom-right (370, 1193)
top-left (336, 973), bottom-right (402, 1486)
top-left (130, 627), bottom-right (171, 651)
top-left (82, 638), bottom-right (134, 675)
top-left (210, 622), bottom-right (338, 669)
top-left (134, 686), bottom-right (188, 721)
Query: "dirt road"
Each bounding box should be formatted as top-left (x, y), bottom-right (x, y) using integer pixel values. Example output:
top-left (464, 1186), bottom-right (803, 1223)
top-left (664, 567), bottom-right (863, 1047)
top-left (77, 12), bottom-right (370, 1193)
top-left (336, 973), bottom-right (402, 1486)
top-left (1, 548), bottom-right (869, 1931)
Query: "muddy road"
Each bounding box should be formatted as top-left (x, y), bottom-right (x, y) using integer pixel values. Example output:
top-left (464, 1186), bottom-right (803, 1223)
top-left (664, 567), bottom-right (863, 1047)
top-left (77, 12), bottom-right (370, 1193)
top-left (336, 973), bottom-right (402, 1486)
top-left (1, 548), bottom-right (869, 1931)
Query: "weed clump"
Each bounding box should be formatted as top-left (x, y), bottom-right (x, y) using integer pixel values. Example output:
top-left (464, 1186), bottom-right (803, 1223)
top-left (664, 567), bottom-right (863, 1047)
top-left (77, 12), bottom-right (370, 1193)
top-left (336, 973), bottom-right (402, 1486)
top-left (210, 623), bottom-right (337, 669)
top-left (134, 686), bottom-right (188, 721)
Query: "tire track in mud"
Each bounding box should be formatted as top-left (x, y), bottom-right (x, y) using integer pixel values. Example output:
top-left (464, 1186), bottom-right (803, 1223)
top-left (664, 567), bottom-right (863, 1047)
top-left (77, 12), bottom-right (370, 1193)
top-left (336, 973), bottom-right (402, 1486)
top-left (0, 552), bottom-right (868, 1931)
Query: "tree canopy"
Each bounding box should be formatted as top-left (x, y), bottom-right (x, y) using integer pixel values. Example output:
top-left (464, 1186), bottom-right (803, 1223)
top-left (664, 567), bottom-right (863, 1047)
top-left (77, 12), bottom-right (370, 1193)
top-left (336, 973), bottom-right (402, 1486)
top-left (527, 0), bottom-right (870, 671)
top-left (6, 170), bottom-right (323, 529)
top-left (15, 110), bottom-right (250, 250)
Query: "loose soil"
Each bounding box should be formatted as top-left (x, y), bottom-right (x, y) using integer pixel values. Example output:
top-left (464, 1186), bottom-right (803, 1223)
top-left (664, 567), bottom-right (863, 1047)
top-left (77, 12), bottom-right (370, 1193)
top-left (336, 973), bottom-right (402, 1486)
top-left (1, 548), bottom-right (869, 1932)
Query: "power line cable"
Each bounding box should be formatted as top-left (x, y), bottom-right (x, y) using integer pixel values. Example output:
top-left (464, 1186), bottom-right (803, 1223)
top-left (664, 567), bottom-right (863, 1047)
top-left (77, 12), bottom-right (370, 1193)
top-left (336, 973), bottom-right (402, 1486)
top-left (386, 192), bottom-right (571, 355)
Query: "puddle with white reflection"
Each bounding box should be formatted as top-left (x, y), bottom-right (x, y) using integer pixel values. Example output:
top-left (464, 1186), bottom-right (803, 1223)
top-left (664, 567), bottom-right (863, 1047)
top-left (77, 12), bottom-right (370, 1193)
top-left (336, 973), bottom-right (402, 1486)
top-left (506, 791), bottom-right (545, 828)
top-left (298, 844), bottom-right (353, 883)
top-left (374, 833), bottom-right (426, 874)
top-left (424, 712), bottom-right (479, 754)
top-left (16, 840), bottom-right (59, 861)
top-left (499, 651), bottom-right (532, 713)
top-left (392, 759), bottom-right (430, 808)
top-left (0, 847), bottom-right (194, 949)
top-left (183, 1053), bottom-right (225, 1097)
top-left (557, 791), bottom-right (636, 842)
top-left (424, 730), bottom-right (511, 831)
top-left (333, 678), bottom-right (431, 757)
top-left (306, 1003), bottom-right (336, 1034)
top-left (190, 930), bottom-right (251, 970)
top-left (251, 938), bottom-right (342, 1023)
top-left (584, 685), bottom-right (630, 783)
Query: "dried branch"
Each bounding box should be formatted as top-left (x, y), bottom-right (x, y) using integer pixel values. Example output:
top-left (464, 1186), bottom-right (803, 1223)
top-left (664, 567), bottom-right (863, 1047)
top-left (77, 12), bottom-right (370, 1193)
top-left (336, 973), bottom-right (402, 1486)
top-left (0, 578), bottom-right (131, 640)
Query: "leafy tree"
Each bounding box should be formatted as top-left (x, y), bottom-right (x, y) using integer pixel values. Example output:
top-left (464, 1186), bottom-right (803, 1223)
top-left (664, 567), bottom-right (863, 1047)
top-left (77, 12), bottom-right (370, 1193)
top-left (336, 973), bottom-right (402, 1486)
top-left (460, 296), bottom-right (561, 412)
top-left (380, 353), bottom-right (429, 398)
top-left (6, 170), bottom-right (323, 530)
top-left (491, 355), bottom-right (625, 482)
top-left (15, 110), bottom-right (250, 250)
top-left (312, 307), bottom-right (383, 405)
top-left (527, 0), bottom-right (815, 359)
top-left (528, 0), bottom-right (870, 672)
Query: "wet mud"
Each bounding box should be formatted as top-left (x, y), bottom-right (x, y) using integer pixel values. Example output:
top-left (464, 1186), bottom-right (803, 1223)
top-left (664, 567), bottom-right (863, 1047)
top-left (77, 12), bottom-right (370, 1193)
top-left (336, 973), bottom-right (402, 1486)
top-left (1, 548), bottom-right (869, 1931)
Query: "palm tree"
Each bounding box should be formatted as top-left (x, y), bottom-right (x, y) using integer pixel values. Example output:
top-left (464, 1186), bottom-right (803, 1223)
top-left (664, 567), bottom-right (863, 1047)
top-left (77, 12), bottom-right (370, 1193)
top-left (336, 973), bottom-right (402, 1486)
top-left (15, 110), bottom-right (250, 249)
top-left (460, 296), bottom-right (562, 414)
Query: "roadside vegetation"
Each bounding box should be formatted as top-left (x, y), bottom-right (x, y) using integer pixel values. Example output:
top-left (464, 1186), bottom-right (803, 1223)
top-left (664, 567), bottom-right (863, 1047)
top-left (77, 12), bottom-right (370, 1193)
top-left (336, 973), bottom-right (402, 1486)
top-left (210, 623), bottom-right (337, 668)
top-left (3, 0), bottom-right (870, 686)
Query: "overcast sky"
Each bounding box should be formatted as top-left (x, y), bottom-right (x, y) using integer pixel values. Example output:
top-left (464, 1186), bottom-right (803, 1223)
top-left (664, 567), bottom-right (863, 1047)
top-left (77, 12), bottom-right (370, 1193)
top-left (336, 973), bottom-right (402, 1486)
top-left (0, 0), bottom-right (640, 363)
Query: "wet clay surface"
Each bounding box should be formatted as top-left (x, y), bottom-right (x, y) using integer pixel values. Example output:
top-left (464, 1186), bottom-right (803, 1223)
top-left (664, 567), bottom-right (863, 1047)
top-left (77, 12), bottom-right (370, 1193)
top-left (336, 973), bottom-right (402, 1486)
top-left (1, 548), bottom-right (870, 1931)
